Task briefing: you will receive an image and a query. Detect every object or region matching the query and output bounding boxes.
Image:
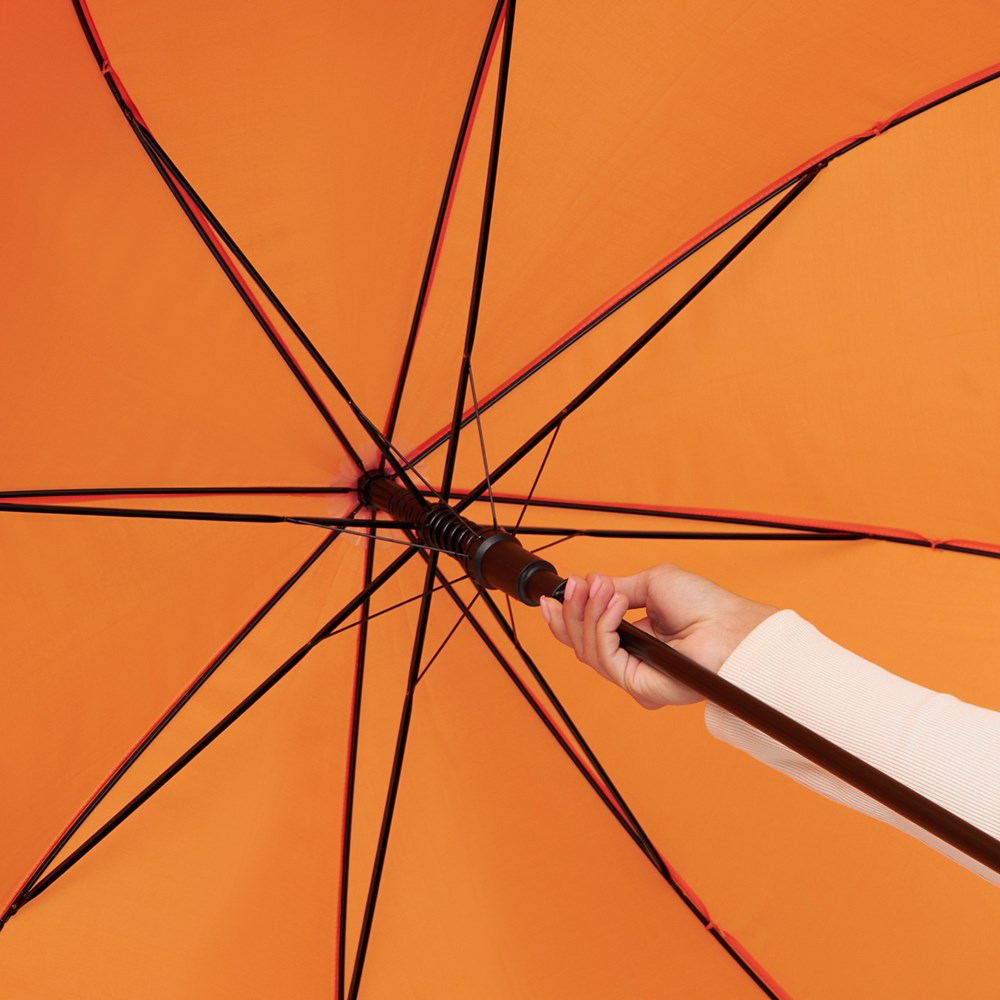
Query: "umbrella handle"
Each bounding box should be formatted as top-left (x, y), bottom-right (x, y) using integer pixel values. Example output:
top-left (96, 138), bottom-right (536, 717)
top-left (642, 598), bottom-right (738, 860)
top-left (510, 553), bottom-right (1000, 875)
top-left (359, 473), bottom-right (1000, 874)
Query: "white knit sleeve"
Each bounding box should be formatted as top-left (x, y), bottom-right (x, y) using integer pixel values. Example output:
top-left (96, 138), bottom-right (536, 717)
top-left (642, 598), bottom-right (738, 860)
top-left (704, 610), bottom-right (1000, 886)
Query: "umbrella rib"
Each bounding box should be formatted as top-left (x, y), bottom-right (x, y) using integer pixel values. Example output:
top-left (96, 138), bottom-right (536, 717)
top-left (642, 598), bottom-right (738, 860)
top-left (439, 0), bottom-right (517, 501)
top-left (510, 422), bottom-right (562, 534)
top-left (0, 501), bottom-right (411, 530)
top-left (6, 543), bottom-right (420, 920)
top-left (337, 525), bottom-right (377, 1000)
top-left (417, 560), bottom-right (657, 858)
top-left (4, 523), bottom-right (346, 918)
top-left (467, 365), bottom-right (499, 527)
top-left (446, 493), bottom-right (1000, 560)
top-left (471, 589), bottom-right (785, 999)
top-left (127, 120), bottom-right (366, 470)
top-left (121, 127), bottom-right (420, 494)
top-left (507, 526), bottom-right (865, 542)
top-left (453, 167), bottom-right (822, 516)
top-left (347, 554), bottom-right (441, 1000)
top-left (415, 593), bottom-right (480, 685)
top-left (132, 115), bottom-right (426, 492)
top-left (425, 566), bottom-right (784, 999)
top-left (0, 487), bottom-right (355, 500)
top-left (382, 0), bottom-right (507, 446)
top-left (326, 572), bottom-right (472, 643)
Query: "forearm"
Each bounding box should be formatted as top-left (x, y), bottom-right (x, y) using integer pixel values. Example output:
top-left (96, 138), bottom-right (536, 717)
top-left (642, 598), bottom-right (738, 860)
top-left (705, 610), bottom-right (1000, 886)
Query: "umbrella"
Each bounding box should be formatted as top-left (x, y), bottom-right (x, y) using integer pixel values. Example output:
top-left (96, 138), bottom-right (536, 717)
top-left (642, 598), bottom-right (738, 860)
top-left (3, 0), bottom-right (1000, 997)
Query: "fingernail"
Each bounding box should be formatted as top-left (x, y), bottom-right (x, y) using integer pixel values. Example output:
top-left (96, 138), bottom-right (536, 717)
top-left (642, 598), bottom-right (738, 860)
top-left (565, 577), bottom-right (577, 601)
top-left (589, 574), bottom-right (602, 598)
top-left (539, 597), bottom-right (551, 623)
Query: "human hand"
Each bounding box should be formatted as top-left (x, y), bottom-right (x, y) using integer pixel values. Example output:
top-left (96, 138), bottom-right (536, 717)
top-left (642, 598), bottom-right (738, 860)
top-left (540, 564), bottom-right (777, 709)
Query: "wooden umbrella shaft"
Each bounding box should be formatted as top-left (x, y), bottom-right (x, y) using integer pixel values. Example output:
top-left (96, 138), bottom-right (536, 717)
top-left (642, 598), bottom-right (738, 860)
top-left (614, 617), bottom-right (1000, 877)
top-left (360, 473), bottom-right (1000, 876)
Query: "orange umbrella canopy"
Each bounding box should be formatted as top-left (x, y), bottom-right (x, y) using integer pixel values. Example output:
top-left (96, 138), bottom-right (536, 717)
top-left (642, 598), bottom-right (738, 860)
top-left (3, 1), bottom-right (1000, 997)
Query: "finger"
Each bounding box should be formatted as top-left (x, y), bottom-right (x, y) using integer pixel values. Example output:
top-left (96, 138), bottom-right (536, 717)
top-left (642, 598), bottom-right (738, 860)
top-left (608, 568), bottom-right (655, 611)
top-left (561, 574), bottom-right (588, 658)
top-left (540, 596), bottom-right (571, 647)
top-left (581, 574), bottom-right (615, 669)
top-left (593, 591), bottom-right (630, 684)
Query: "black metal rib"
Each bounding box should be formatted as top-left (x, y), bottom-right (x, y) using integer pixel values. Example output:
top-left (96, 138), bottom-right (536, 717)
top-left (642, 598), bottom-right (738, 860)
top-left (0, 487), bottom-right (353, 500)
top-left (511, 423), bottom-right (561, 534)
top-left (382, 0), bottom-right (506, 446)
top-left (347, 553), bottom-right (441, 1000)
top-left (325, 572), bottom-right (472, 642)
top-left (453, 167), bottom-right (821, 517)
top-left (129, 119), bottom-right (426, 495)
top-left (439, 0), bottom-right (517, 501)
top-left (468, 366), bottom-right (499, 526)
top-left (337, 525), bottom-right (377, 1000)
top-left (422, 561), bottom-right (780, 998)
top-left (441, 493), bottom-right (1000, 560)
top-left (473, 589), bottom-right (781, 999)
top-left (415, 595), bottom-right (480, 685)
top-left (18, 500), bottom-right (973, 555)
top-left (5, 525), bottom-right (344, 920)
top-left (119, 94), bottom-right (364, 469)
top-left (8, 543), bottom-right (420, 918)
top-left (0, 501), bottom-right (407, 528)
top-left (887, 67), bottom-right (1000, 131)
top-left (502, 527), bottom-right (864, 542)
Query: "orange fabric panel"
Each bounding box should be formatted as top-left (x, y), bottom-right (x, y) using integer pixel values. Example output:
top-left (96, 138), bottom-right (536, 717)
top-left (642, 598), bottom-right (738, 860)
top-left (4, 1), bottom-right (1000, 997)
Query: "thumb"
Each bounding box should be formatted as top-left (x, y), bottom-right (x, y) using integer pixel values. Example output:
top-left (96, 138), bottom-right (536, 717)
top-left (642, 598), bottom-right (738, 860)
top-left (608, 569), bottom-right (653, 611)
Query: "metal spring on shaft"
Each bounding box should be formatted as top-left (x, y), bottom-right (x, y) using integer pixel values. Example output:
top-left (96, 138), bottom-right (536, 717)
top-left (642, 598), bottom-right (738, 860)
top-left (421, 504), bottom-right (480, 558)
top-left (359, 472), bottom-right (482, 559)
top-left (378, 487), bottom-right (425, 526)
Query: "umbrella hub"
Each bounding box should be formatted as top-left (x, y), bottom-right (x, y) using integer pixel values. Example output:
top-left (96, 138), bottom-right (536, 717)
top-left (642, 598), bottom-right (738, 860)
top-left (357, 472), bottom-right (563, 607)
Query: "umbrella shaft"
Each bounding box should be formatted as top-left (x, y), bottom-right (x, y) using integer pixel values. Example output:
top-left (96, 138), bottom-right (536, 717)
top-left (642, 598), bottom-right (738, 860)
top-left (617, 621), bottom-right (1000, 876)
top-left (359, 473), bottom-right (1000, 874)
